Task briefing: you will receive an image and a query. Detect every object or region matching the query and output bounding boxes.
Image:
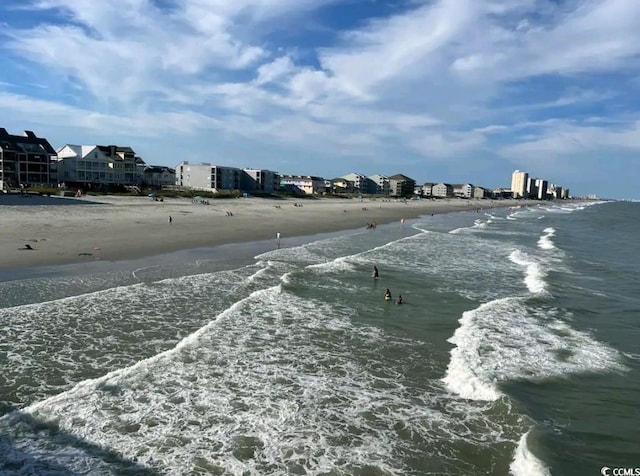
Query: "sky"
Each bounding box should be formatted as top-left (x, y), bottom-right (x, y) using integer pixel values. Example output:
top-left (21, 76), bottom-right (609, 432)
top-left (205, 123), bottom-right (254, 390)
top-left (1, 0), bottom-right (639, 199)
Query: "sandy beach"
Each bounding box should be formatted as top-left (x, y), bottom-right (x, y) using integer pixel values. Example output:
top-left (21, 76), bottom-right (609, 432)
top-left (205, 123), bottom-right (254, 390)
top-left (0, 194), bottom-right (535, 270)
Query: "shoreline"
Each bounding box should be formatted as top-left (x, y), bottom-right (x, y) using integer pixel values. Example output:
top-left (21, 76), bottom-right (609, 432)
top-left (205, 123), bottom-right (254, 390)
top-left (0, 195), bottom-right (543, 270)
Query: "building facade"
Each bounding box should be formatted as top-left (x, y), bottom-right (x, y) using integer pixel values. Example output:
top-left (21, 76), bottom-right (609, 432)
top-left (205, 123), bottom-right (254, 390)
top-left (341, 173), bottom-right (366, 191)
top-left (329, 178), bottom-right (355, 193)
top-left (535, 178), bottom-right (549, 200)
top-left (0, 128), bottom-right (57, 190)
top-left (175, 161), bottom-right (241, 191)
top-left (388, 173), bottom-right (416, 197)
top-left (432, 182), bottom-right (454, 198)
top-left (366, 174), bottom-right (390, 195)
top-left (143, 166), bottom-right (176, 188)
top-left (241, 168), bottom-right (279, 193)
top-left (511, 170), bottom-right (529, 198)
top-left (421, 183), bottom-right (435, 197)
top-left (473, 186), bottom-right (491, 198)
top-left (453, 183), bottom-right (474, 198)
top-left (279, 175), bottom-right (326, 195)
top-left (57, 144), bottom-right (144, 186)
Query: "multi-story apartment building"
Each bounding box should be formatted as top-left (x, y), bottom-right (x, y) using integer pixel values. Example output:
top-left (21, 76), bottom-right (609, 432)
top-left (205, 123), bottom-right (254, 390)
top-left (432, 183), bottom-right (454, 198)
top-left (453, 183), bottom-right (474, 198)
top-left (473, 186), bottom-right (491, 198)
top-left (535, 178), bottom-right (548, 200)
top-left (329, 178), bottom-right (355, 193)
top-left (0, 128), bottom-right (57, 190)
top-left (526, 177), bottom-right (538, 199)
top-left (511, 170), bottom-right (529, 198)
top-left (341, 172), bottom-right (366, 191)
top-left (57, 144), bottom-right (144, 186)
top-left (175, 162), bottom-right (240, 191)
top-left (142, 166), bottom-right (176, 188)
top-left (279, 175), bottom-right (326, 195)
top-left (366, 174), bottom-right (390, 195)
top-left (241, 168), bottom-right (279, 193)
top-left (421, 182), bottom-right (435, 197)
top-left (388, 173), bottom-right (416, 197)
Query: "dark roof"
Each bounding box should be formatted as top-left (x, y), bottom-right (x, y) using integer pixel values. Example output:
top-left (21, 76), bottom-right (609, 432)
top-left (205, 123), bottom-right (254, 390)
top-left (0, 128), bottom-right (57, 155)
top-left (96, 145), bottom-right (136, 155)
top-left (145, 166), bottom-right (175, 174)
top-left (388, 173), bottom-right (415, 181)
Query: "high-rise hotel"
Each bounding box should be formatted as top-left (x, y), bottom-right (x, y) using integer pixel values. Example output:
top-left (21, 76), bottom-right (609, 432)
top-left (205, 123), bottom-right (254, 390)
top-left (511, 170), bottom-right (529, 198)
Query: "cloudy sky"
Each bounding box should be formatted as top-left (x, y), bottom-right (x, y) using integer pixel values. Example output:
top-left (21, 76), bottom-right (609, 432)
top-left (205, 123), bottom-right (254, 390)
top-left (1, 0), bottom-right (638, 198)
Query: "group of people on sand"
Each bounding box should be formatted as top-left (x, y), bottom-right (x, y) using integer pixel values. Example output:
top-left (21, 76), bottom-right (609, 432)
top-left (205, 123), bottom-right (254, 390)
top-left (373, 266), bottom-right (403, 305)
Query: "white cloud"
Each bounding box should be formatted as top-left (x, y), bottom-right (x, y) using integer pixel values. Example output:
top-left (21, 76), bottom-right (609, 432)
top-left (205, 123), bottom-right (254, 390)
top-left (1, 0), bottom-right (640, 196)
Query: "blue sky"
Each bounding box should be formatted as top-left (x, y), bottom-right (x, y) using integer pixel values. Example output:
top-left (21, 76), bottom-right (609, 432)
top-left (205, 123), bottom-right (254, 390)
top-left (1, 0), bottom-right (639, 198)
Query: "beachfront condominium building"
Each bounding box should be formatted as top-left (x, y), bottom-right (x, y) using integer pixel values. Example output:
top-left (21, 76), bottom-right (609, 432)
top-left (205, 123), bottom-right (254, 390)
top-left (526, 177), bottom-right (538, 199)
top-left (142, 166), bottom-right (176, 188)
top-left (341, 173), bottom-right (366, 191)
top-left (175, 161), bottom-right (241, 191)
top-left (366, 174), bottom-right (390, 195)
top-left (453, 183), bottom-right (474, 198)
top-left (432, 183), bottom-right (454, 198)
top-left (421, 182), bottom-right (435, 197)
top-left (241, 168), bottom-right (279, 193)
top-left (473, 186), bottom-right (491, 199)
top-left (57, 144), bottom-right (145, 187)
top-left (329, 177), bottom-right (355, 193)
top-left (511, 170), bottom-right (529, 198)
top-left (535, 178), bottom-right (549, 200)
top-left (388, 173), bottom-right (416, 197)
top-left (279, 174), bottom-right (326, 195)
top-left (0, 128), bottom-right (57, 190)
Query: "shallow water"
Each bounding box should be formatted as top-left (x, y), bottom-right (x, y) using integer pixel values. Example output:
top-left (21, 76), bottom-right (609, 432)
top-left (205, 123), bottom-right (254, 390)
top-left (0, 200), bottom-right (637, 475)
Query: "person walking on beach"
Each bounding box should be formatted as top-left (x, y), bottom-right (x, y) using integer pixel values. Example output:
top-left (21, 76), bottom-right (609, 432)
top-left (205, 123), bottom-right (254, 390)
top-left (168, 215), bottom-right (172, 224)
top-left (276, 232), bottom-right (281, 249)
top-left (372, 266), bottom-right (379, 279)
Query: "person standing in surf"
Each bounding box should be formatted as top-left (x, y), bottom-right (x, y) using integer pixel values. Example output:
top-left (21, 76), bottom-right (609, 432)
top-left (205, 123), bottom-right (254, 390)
top-left (372, 266), bottom-right (379, 279)
top-left (384, 288), bottom-right (392, 301)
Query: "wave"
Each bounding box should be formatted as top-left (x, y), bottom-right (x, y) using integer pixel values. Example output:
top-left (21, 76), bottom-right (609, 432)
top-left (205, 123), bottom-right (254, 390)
top-left (509, 250), bottom-right (547, 294)
top-left (537, 227), bottom-right (557, 250)
top-left (443, 296), bottom-right (628, 402)
top-left (509, 431), bottom-right (550, 476)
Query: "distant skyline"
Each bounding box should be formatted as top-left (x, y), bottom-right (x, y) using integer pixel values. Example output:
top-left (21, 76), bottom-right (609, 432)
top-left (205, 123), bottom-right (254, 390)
top-left (1, 0), bottom-right (638, 199)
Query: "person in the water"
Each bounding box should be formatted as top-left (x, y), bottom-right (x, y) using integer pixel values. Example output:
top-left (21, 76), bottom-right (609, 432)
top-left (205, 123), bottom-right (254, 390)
top-left (372, 266), bottom-right (379, 278)
top-left (396, 295), bottom-right (403, 305)
top-left (384, 288), bottom-right (392, 300)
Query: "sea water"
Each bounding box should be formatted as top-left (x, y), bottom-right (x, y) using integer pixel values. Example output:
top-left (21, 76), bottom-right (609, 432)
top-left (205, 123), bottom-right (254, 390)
top-left (0, 201), bottom-right (638, 475)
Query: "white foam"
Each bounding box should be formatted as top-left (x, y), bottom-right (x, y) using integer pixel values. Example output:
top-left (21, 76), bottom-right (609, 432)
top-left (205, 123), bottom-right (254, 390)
top-left (443, 301), bottom-right (505, 401)
top-left (509, 250), bottom-right (547, 294)
top-left (443, 296), bottom-right (628, 404)
top-left (537, 227), bottom-right (556, 250)
top-left (509, 431), bottom-right (551, 476)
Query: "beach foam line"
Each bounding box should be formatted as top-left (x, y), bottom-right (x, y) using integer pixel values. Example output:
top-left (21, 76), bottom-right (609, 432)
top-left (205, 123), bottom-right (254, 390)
top-left (509, 431), bottom-right (551, 476)
top-left (537, 227), bottom-right (557, 250)
top-left (4, 285), bottom-right (282, 419)
top-left (443, 296), bottom-right (628, 404)
top-left (442, 299), bottom-right (510, 401)
top-left (509, 250), bottom-right (547, 294)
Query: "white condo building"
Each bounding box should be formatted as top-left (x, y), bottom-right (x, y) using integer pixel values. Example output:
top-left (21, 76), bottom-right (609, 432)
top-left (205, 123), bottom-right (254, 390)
top-left (511, 170), bottom-right (529, 198)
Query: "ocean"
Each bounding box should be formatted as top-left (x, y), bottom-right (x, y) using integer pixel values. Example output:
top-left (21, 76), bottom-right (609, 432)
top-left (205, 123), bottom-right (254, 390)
top-left (0, 200), bottom-right (638, 475)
